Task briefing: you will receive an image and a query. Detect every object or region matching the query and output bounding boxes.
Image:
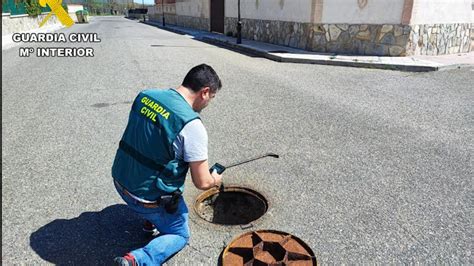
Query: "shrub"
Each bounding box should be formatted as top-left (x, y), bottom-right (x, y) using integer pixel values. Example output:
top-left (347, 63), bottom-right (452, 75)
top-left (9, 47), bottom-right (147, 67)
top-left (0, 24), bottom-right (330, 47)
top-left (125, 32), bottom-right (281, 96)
top-left (25, 0), bottom-right (41, 17)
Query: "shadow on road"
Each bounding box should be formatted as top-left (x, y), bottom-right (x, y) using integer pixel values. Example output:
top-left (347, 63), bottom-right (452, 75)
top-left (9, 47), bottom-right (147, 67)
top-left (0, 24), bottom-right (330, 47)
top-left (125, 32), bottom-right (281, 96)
top-left (30, 204), bottom-right (151, 265)
top-left (139, 21), bottom-right (262, 58)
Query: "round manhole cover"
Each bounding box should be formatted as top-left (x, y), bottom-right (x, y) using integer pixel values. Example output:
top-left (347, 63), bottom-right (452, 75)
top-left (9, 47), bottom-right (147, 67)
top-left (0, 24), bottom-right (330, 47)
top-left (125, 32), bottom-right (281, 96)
top-left (222, 230), bottom-right (317, 265)
top-left (194, 186), bottom-right (268, 225)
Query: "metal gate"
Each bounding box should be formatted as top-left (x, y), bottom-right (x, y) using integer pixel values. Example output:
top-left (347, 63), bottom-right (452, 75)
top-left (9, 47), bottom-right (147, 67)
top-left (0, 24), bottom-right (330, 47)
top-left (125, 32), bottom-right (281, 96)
top-left (210, 0), bottom-right (224, 33)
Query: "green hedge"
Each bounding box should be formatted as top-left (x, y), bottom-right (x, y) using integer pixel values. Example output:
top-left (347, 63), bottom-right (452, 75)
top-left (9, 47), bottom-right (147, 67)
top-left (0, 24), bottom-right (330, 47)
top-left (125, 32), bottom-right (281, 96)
top-left (2, 0), bottom-right (50, 15)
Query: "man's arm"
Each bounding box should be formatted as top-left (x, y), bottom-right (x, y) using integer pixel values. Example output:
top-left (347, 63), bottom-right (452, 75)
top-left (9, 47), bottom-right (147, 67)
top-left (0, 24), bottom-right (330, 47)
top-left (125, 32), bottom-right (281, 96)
top-left (189, 160), bottom-right (222, 190)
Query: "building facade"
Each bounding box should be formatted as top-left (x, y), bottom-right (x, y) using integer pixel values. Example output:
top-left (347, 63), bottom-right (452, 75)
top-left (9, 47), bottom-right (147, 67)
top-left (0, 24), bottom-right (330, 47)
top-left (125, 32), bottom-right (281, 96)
top-left (149, 0), bottom-right (474, 56)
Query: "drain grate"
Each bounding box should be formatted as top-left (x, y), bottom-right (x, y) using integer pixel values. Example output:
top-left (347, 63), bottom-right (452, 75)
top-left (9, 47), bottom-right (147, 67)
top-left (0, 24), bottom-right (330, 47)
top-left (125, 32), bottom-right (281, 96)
top-left (222, 230), bottom-right (317, 265)
top-left (194, 186), bottom-right (268, 225)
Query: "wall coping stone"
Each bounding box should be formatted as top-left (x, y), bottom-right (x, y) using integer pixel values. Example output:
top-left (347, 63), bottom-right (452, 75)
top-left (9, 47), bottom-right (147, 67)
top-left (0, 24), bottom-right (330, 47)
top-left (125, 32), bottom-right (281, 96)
top-left (9, 14), bottom-right (29, 18)
top-left (6, 12), bottom-right (50, 19)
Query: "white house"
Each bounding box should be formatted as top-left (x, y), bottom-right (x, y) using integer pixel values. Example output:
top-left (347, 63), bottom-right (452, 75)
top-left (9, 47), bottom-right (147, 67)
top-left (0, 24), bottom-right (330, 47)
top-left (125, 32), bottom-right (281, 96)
top-left (149, 0), bottom-right (473, 56)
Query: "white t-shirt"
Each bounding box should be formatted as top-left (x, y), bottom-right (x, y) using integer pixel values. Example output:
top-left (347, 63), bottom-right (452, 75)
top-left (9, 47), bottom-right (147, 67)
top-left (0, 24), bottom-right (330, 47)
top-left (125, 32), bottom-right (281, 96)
top-left (173, 119), bottom-right (208, 162)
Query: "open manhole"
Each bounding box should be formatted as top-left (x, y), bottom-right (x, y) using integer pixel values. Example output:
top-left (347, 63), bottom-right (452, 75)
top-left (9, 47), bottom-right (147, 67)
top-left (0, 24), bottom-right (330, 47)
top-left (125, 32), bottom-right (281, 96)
top-left (222, 230), bottom-right (317, 265)
top-left (194, 186), bottom-right (268, 225)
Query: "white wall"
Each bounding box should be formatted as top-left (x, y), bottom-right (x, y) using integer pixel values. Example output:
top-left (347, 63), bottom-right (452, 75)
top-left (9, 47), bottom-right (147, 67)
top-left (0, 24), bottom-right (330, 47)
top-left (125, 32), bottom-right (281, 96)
top-left (321, 0), bottom-right (404, 24)
top-left (176, 0), bottom-right (209, 18)
top-left (174, 0), bottom-right (473, 24)
top-left (410, 0), bottom-right (472, 24)
top-left (225, 0), bottom-right (312, 23)
top-left (148, 5), bottom-right (157, 15)
top-left (67, 4), bottom-right (84, 13)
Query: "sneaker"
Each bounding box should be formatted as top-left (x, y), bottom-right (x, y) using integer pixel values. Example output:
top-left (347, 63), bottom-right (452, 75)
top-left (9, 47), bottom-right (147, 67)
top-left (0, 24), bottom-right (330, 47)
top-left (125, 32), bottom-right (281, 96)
top-left (114, 253), bottom-right (136, 266)
top-left (142, 220), bottom-right (159, 236)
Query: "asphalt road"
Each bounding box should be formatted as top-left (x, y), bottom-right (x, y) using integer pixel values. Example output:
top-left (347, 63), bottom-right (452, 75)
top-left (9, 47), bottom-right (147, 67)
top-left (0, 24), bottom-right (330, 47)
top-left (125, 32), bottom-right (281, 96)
top-left (2, 16), bottom-right (473, 265)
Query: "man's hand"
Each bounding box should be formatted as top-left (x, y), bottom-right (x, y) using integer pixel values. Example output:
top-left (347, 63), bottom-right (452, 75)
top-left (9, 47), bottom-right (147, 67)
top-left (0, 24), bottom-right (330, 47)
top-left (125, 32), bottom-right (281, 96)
top-left (189, 160), bottom-right (223, 190)
top-left (211, 168), bottom-right (223, 188)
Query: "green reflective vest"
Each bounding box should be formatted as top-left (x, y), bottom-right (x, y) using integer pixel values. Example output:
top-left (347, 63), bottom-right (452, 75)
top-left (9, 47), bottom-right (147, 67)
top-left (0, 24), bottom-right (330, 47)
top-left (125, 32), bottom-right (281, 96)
top-left (112, 88), bottom-right (199, 200)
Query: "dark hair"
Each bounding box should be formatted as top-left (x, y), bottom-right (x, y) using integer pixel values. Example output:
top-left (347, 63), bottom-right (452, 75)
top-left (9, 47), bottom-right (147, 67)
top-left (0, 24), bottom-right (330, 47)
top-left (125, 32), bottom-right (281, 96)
top-left (182, 64), bottom-right (222, 93)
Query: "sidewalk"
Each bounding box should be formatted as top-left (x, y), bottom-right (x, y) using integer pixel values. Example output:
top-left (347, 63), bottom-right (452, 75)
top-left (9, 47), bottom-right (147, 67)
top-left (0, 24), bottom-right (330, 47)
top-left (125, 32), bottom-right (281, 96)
top-left (143, 20), bottom-right (474, 72)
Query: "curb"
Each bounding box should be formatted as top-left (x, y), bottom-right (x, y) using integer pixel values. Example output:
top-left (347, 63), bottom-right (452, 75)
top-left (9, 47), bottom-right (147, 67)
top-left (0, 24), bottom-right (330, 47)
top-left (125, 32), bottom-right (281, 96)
top-left (143, 21), bottom-right (473, 72)
top-left (435, 63), bottom-right (472, 71)
top-left (202, 37), bottom-right (439, 72)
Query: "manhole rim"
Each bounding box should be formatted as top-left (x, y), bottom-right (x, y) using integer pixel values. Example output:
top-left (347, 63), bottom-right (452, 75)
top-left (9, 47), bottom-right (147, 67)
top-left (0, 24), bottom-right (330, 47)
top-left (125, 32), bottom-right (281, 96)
top-left (193, 185), bottom-right (269, 226)
top-left (221, 229), bottom-right (317, 265)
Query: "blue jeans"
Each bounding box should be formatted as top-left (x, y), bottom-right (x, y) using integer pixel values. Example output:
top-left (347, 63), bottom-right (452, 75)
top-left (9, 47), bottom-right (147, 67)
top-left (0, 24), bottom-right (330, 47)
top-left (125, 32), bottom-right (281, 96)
top-left (114, 182), bottom-right (190, 265)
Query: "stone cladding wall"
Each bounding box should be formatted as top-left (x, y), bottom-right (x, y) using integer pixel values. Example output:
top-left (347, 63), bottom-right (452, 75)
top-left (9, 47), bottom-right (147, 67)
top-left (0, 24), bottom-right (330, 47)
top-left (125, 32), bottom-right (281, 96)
top-left (406, 23), bottom-right (472, 55)
top-left (225, 17), bottom-right (472, 56)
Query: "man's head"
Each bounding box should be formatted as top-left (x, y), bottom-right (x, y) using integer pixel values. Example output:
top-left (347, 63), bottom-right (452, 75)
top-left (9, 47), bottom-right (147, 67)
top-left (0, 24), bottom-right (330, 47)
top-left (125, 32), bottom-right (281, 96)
top-left (181, 64), bottom-right (222, 112)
